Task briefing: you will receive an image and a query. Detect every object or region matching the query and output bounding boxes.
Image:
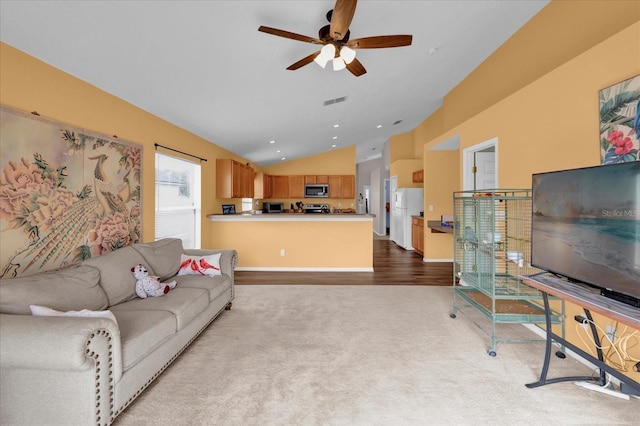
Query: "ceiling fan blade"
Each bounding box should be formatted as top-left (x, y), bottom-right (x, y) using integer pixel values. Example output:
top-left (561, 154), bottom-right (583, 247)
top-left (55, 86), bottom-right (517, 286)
top-left (258, 26), bottom-right (323, 45)
top-left (330, 0), bottom-right (357, 41)
top-left (347, 35), bottom-right (413, 49)
top-left (287, 51), bottom-right (321, 70)
top-left (346, 58), bottom-right (366, 77)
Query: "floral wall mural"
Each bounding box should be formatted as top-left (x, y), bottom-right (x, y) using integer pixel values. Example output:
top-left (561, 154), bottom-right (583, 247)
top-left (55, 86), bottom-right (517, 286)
top-left (599, 74), bottom-right (640, 164)
top-left (0, 106), bottom-right (142, 279)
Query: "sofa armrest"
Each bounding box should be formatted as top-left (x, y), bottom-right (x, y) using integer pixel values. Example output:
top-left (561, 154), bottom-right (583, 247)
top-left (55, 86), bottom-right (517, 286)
top-left (1, 313), bottom-right (122, 425)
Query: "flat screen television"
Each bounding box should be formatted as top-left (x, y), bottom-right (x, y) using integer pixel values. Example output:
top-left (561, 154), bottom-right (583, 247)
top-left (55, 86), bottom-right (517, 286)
top-left (531, 162), bottom-right (640, 307)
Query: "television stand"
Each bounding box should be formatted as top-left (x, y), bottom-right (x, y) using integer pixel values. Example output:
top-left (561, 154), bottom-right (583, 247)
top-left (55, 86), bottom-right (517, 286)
top-left (521, 272), bottom-right (640, 394)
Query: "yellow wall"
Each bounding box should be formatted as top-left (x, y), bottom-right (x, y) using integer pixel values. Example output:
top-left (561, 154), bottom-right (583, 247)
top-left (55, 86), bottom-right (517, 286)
top-left (389, 132), bottom-right (414, 163)
top-left (0, 43), bottom-right (363, 268)
top-left (415, 17), bottom-right (640, 382)
top-left (264, 146), bottom-right (355, 175)
top-left (441, 0), bottom-right (640, 132)
top-left (262, 146), bottom-right (357, 208)
top-left (210, 218), bottom-right (373, 269)
top-left (0, 42), bottom-right (255, 250)
top-left (389, 159), bottom-right (423, 189)
top-left (422, 150), bottom-right (458, 260)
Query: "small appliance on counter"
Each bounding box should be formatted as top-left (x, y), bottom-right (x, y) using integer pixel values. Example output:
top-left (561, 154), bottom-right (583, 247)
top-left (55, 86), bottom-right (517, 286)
top-left (263, 202), bottom-right (284, 213)
top-left (305, 203), bottom-right (329, 213)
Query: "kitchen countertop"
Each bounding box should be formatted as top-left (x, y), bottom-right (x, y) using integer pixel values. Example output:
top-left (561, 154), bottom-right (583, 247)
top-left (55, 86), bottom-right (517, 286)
top-left (208, 212), bottom-right (375, 221)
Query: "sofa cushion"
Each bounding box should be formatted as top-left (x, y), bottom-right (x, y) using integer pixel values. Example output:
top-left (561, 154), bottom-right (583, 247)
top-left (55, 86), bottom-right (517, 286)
top-left (0, 265), bottom-right (108, 315)
top-left (83, 246), bottom-right (150, 306)
top-left (110, 288), bottom-right (209, 331)
top-left (110, 309), bottom-right (176, 371)
top-left (132, 238), bottom-right (183, 281)
top-left (173, 274), bottom-right (230, 302)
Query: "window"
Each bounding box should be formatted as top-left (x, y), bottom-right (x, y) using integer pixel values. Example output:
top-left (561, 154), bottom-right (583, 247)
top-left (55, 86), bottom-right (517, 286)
top-left (241, 198), bottom-right (253, 212)
top-left (155, 152), bottom-right (201, 249)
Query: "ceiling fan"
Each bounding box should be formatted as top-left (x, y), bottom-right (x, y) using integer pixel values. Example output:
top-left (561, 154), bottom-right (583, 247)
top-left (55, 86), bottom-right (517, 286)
top-left (258, 0), bottom-right (412, 77)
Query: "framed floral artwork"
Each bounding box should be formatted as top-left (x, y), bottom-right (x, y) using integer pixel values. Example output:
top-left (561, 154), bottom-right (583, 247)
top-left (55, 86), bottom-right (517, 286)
top-left (599, 74), bottom-right (640, 164)
top-left (0, 106), bottom-right (142, 278)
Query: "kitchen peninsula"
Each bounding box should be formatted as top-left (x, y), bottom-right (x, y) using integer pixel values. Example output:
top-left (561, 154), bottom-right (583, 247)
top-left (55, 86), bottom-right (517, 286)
top-left (208, 213), bottom-right (374, 271)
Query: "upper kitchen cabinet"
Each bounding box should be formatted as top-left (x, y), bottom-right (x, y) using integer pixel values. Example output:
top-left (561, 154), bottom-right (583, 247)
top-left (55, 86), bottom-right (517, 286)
top-left (289, 176), bottom-right (305, 198)
top-left (254, 172), bottom-right (272, 199)
top-left (412, 170), bottom-right (424, 183)
top-left (305, 175), bottom-right (329, 184)
top-left (216, 159), bottom-right (254, 199)
top-left (328, 176), bottom-right (342, 199)
top-left (329, 175), bottom-right (355, 199)
top-left (341, 175), bottom-right (355, 199)
top-left (272, 175), bottom-right (290, 198)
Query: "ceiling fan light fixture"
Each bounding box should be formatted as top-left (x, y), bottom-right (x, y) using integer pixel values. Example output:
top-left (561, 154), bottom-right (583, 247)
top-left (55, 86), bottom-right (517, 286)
top-left (333, 57), bottom-right (346, 71)
top-left (314, 43), bottom-right (336, 68)
top-left (340, 46), bottom-right (356, 64)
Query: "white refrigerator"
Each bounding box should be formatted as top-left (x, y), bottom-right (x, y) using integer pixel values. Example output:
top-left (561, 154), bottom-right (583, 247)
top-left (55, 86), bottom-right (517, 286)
top-left (390, 188), bottom-right (424, 250)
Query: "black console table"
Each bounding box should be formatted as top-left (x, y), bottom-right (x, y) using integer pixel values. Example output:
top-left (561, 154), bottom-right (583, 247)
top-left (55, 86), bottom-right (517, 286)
top-left (521, 272), bottom-right (640, 394)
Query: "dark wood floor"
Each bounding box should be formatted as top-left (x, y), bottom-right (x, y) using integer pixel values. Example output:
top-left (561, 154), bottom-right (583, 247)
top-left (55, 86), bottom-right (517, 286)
top-left (235, 237), bottom-right (453, 285)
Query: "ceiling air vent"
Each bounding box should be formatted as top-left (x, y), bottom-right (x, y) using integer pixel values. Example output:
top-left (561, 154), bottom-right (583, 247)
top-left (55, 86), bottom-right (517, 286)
top-left (323, 96), bottom-right (348, 106)
top-left (393, 120), bottom-right (403, 125)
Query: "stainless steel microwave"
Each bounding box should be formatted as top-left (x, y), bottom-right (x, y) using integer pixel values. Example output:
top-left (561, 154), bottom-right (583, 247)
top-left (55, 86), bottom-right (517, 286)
top-left (305, 184), bottom-right (329, 198)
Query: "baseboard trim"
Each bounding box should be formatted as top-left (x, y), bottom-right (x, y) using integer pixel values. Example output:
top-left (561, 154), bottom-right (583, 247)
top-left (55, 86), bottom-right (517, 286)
top-left (236, 266), bottom-right (375, 272)
top-left (422, 258), bottom-right (454, 262)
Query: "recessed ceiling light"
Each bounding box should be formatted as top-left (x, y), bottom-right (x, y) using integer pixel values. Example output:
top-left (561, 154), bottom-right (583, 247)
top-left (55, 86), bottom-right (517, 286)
top-left (332, 136), bottom-right (338, 140)
top-left (269, 140), bottom-right (275, 144)
top-left (333, 124), bottom-right (339, 128)
top-left (281, 157), bottom-right (286, 161)
top-left (331, 144), bottom-right (337, 148)
top-left (276, 150), bottom-right (281, 153)
top-left (377, 124), bottom-right (382, 129)
top-left (428, 47), bottom-right (438, 55)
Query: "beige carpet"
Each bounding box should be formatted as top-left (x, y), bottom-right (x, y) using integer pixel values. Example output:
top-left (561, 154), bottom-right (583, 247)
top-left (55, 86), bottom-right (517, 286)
top-left (113, 285), bottom-right (638, 426)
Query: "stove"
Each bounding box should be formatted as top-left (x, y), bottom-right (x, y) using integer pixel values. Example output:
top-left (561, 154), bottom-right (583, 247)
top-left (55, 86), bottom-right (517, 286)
top-left (305, 203), bottom-right (329, 214)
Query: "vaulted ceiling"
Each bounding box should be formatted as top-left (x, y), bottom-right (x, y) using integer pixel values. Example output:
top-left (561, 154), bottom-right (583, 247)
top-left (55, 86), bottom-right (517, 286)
top-left (0, 0), bottom-right (549, 165)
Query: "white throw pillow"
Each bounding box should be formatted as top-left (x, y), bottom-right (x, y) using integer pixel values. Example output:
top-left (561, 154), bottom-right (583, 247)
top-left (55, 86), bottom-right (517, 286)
top-left (177, 253), bottom-right (222, 276)
top-left (29, 304), bottom-right (118, 325)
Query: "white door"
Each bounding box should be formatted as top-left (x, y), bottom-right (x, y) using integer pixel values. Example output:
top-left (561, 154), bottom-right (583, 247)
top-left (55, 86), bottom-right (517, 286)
top-left (475, 152), bottom-right (496, 190)
top-left (463, 138), bottom-right (498, 191)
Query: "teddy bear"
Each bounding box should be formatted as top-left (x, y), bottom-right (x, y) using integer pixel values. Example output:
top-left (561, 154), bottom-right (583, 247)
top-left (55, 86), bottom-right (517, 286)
top-left (131, 263), bottom-right (177, 298)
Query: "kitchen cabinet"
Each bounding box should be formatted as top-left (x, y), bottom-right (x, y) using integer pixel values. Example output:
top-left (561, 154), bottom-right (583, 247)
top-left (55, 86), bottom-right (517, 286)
top-left (254, 172), bottom-right (272, 199)
top-left (341, 175), bottom-right (355, 199)
top-left (328, 175), bottom-right (355, 199)
top-left (328, 175), bottom-right (342, 198)
top-left (272, 175), bottom-right (289, 198)
top-left (289, 175), bottom-right (305, 198)
top-left (411, 217), bottom-right (424, 256)
top-left (216, 159), bottom-right (254, 198)
top-left (412, 170), bottom-right (424, 183)
top-left (305, 175), bottom-right (330, 184)
top-left (259, 174), bottom-right (354, 199)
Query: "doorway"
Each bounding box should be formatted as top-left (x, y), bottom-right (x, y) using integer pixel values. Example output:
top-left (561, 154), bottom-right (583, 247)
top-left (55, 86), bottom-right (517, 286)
top-left (463, 137), bottom-right (498, 191)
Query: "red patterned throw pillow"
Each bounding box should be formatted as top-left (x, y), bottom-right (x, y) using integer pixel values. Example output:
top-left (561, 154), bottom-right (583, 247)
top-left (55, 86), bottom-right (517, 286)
top-left (177, 253), bottom-right (222, 276)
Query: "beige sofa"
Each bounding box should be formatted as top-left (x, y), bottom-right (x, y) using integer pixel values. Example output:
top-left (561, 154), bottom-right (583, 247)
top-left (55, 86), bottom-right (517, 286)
top-left (0, 238), bottom-right (237, 425)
